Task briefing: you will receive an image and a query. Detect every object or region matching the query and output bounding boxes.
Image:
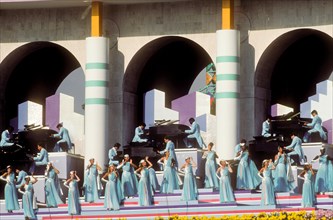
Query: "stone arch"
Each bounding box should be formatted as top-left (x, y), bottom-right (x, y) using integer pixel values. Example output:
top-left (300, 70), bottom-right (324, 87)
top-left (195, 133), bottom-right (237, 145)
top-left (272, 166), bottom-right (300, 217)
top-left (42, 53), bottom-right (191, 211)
top-left (254, 28), bottom-right (333, 133)
top-left (0, 41), bottom-right (82, 128)
top-left (122, 36), bottom-right (214, 142)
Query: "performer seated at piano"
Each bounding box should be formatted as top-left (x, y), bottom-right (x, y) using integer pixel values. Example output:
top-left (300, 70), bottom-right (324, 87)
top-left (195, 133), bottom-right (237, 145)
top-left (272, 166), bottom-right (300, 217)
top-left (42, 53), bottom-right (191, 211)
top-left (303, 110), bottom-right (327, 143)
top-left (158, 136), bottom-right (178, 168)
top-left (132, 122), bottom-right (149, 143)
top-left (108, 143), bottom-right (121, 165)
top-left (184, 118), bottom-right (206, 149)
top-left (0, 125), bottom-right (15, 147)
top-left (29, 143), bottom-right (49, 175)
top-left (285, 133), bottom-right (305, 165)
top-left (52, 123), bottom-right (72, 152)
top-left (261, 116), bottom-right (272, 137)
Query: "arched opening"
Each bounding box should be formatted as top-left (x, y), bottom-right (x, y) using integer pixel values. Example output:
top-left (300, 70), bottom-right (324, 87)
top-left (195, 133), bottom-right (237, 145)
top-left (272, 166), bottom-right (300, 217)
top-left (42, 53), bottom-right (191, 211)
top-left (123, 36), bottom-right (213, 142)
top-left (254, 29), bottom-right (333, 133)
top-left (0, 42), bottom-right (82, 128)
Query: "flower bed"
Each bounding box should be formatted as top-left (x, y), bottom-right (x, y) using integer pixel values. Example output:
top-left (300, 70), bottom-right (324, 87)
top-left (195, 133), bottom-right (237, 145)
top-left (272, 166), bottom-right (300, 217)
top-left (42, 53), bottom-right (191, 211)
top-left (154, 210), bottom-right (333, 220)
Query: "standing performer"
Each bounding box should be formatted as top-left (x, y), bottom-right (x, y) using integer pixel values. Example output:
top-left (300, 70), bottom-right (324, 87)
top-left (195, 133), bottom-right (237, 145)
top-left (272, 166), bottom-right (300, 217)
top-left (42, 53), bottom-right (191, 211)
top-left (83, 158), bottom-right (102, 203)
top-left (136, 159), bottom-right (153, 206)
top-left (273, 146), bottom-right (295, 192)
top-left (203, 142), bottom-right (219, 189)
top-left (258, 159), bottom-right (276, 206)
top-left (52, 123), bottom-right (72, 152)
top-left (158, 136), bottom-right (178, 168)
top-left (234, 145), bottom-right (261, 190)
top-left (216, 160), bottom-right (235, 203)
top-left (303, 110), bottom-right (327, 142)
top-left (234, 139), bottom-right (246, 157)
top-left (102, 164), bottom-right (122, 211)
top-left (298, 164), bottom-right (316, 207)
top-left (15, 168), bottom-right (28, 188)
top-left (0, 165), bottom-right (20, 213)
top-left (64, 171), bottom-right (81, 215)
top-left (158, 151), bottom-right (181, 193)
top-left (311, 148), bottom-right (333, 194)
top-left (180, 157), bottom-right (198, 201)
top-left (145, 156), bottom-right (160, 193)
top-left (44, 162), bottom-right (63, 207)
top-left (117, 154), bottom-right (138, 198)
top-left (18, 175), bottom-right (38, 220)
top-left (108, 143), bottom-right (120, 165)
top-left (0, 126), bottom-right (14, 147)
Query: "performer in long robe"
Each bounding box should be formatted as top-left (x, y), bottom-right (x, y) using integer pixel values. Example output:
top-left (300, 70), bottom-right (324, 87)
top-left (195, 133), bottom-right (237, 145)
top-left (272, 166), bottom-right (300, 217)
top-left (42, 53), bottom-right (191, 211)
top-left (18, 175), bottom-right (38, 219)
top-left (136, 159), bottom-right (153, 206)
top-left (0, 165), bottom-right (20, 213)
top-left (234, 145), bottom-right (261, 190)
top-left (311, 147), bottom-right (333, 193)
top-left (44, 162), bottom-right (63, 207)
top-left (83, 158), bottom-right (102, 203)
top-left (158, 136), bottom-right (178, 168)
top-left (258, 159), bottom-right (276, 206)
top-left (117, 154), bottom-right (138, 198)
top-left (102, 164), bottom-right (122, 210)
top-left (145, 156), bottom-right (160, 193)
top-left (180, 157), bottom-right (198, 201)
top-left (158, 151), bottom-right (181, 193)
top-left (64, 171), bottom-right (81, 215)
top-left (216, 160), bottom-right (235, 203)
top-left (273, 146), bottom-right (295, 192)
top-left (203, 142), bottom-right (219, 189)
top-left (298, 164), bottom-right (316, 207)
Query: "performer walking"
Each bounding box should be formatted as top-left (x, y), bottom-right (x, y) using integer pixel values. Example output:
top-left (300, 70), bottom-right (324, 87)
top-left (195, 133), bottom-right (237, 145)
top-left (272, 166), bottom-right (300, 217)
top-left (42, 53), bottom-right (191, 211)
top-left (273, 146), bottom-right (295, 192)
top-left (64, 171), bottom-right (81, 215)
top-left (18, 175), bottom-right (38, 220)
top-left (216, 160), bottom-right (235, 203)
top-left (234, 145), bottom-right (261, 190)
top-left (44, 162), bottom-right (63, 207)
top-left (311, 147), bottom-right (333, 194)
top-left (136, 159), bottom-right (153, 206)
top-left (117, 154), bottom-right (138, 198)
top-left (102, 164), bottom-right (123, 211)
top-left (0, 165), bottom-right (20, 213)
top-left (83, 158), bottom-right (102, 203)
top-left (203, 142), bottom-right (219, 189)
top-left (180, 157), bottom-right (198, 201)
top-left (298, 164), bottom-right (316, 207)
top-left (258, 159), bottom-right (276, 206)
top-left (158, 151), bottom-right (181, 193)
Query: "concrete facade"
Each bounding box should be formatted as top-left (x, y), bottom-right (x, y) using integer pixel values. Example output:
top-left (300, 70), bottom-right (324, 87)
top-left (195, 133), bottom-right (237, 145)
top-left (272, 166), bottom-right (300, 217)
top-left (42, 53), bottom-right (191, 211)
top-left (1, 0), bottom-right (333, 159)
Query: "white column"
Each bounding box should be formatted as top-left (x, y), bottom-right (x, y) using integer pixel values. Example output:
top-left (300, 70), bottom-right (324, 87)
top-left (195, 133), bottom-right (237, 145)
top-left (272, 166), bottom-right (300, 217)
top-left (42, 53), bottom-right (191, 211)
top-left (85, 37), bottom-right (109, 167)
top-left (216, 30), bottom-right (240, 160)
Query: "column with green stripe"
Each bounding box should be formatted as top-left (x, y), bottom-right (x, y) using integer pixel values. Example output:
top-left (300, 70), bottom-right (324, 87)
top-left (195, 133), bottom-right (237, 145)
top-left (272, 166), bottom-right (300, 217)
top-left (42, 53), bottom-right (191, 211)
top-left (215, 29), bottom-right (240, 160)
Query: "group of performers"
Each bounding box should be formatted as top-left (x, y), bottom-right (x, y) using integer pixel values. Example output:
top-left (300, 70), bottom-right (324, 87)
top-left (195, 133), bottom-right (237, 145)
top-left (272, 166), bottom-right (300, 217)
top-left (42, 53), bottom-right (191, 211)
top-left (1, 111), bottom-right (332, 219)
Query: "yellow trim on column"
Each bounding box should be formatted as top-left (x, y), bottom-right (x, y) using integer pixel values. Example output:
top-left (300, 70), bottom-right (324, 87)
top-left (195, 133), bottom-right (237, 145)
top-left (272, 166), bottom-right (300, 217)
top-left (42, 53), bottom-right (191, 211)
top-left (222, 0), bottom-right (234, 30)
top-left (91, 1), bottom-right (103, 37)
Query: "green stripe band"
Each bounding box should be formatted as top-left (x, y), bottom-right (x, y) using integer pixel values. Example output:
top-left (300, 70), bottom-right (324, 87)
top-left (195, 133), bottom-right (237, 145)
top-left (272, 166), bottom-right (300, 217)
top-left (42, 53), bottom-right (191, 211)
top-left (216, 74), bottom-right (239, 81)
top-left (216, 56), bottom-right (239, 63)
top-left (85, 80), bottom-right (109, 87)
top-left (85, 98), bottom-right (109, 105)
top-left (86, 63), bottom-right (109, 70)
top-left (216, 92), bottom-right (240, 99)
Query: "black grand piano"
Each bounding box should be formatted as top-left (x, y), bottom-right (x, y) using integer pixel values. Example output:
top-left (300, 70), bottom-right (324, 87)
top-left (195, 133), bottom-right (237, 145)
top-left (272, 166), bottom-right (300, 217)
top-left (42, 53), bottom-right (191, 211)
top-left (122, 120), bottom-right (190, 169)
top-left (249, 111), bottom-right (327, 167)
top-left (0, 124), bottom-right (58, 171)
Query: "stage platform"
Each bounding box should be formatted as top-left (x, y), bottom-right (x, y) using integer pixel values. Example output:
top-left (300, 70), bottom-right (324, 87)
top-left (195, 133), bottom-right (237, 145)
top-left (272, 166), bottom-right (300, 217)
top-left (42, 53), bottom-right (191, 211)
top-left (1, 189), bottom-right (332, 220)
